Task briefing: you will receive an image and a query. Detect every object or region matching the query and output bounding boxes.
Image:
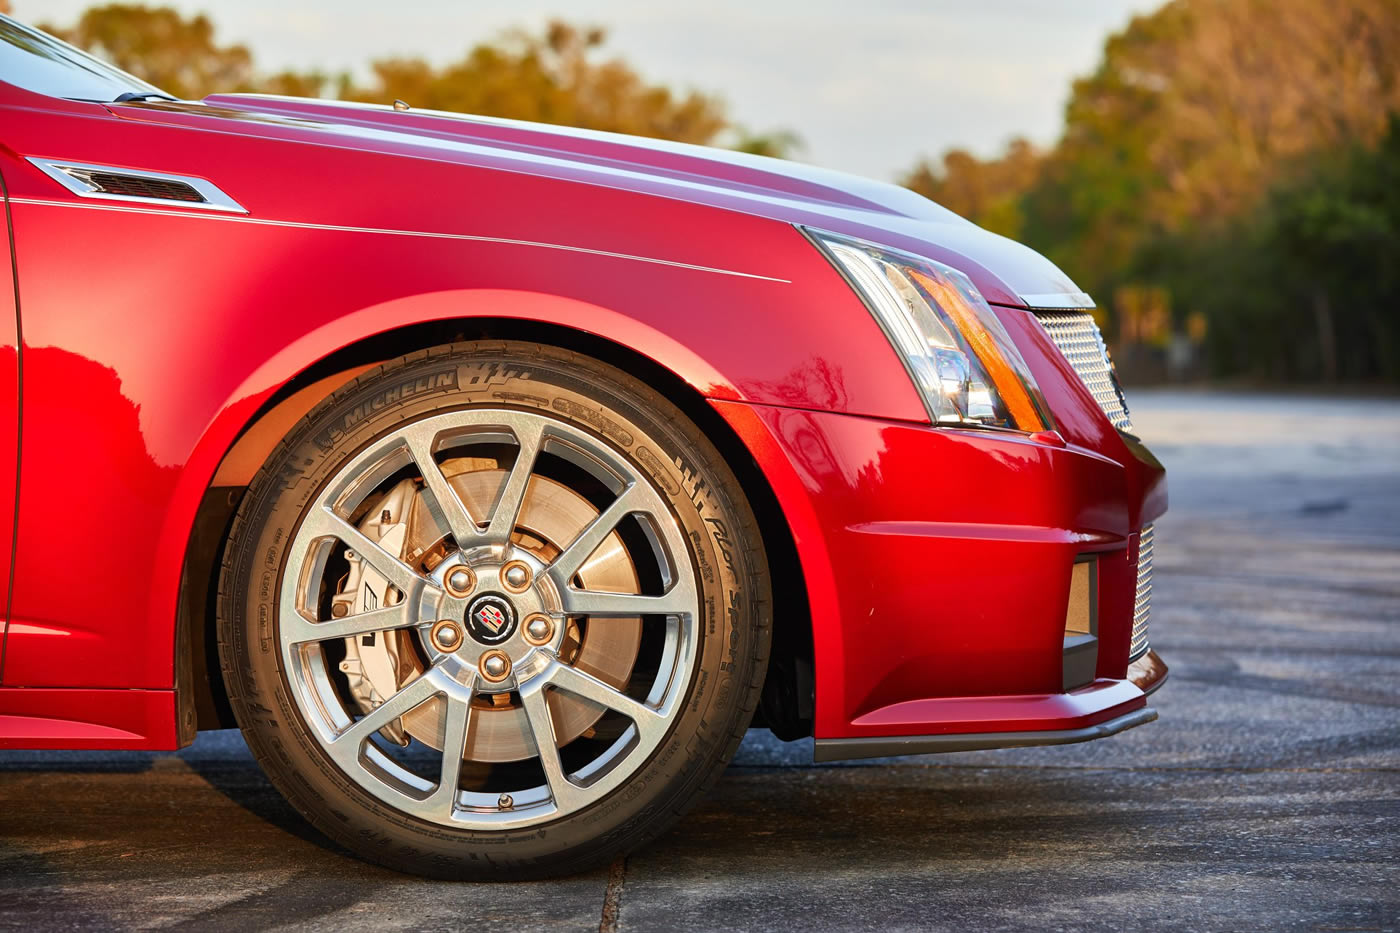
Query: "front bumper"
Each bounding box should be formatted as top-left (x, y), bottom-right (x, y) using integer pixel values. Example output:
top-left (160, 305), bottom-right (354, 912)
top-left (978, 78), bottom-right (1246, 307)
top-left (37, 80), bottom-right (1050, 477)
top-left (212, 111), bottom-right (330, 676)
top-left (811, 648), bottom-right (1168, 763)
top-left (814, 704), bottom-right (1159, 762)
top-left (713, 399), bottom-right (1167, 751)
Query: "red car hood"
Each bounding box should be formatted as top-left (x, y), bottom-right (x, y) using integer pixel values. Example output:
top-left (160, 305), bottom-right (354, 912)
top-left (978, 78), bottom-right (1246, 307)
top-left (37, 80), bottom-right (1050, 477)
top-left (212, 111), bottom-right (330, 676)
top-left (117, 94), bottom-right (1093, 310)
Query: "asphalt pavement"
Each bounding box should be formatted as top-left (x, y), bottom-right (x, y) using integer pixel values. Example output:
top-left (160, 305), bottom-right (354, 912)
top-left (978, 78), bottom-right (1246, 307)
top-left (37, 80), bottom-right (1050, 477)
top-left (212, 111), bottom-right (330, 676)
top-left (2, 389), bottom-right (1397, 932)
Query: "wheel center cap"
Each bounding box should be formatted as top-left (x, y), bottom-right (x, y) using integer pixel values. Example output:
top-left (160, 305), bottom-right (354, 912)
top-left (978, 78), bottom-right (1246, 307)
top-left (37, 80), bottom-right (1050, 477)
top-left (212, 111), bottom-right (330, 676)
top-left (464, 592), bottom-right (517, 645)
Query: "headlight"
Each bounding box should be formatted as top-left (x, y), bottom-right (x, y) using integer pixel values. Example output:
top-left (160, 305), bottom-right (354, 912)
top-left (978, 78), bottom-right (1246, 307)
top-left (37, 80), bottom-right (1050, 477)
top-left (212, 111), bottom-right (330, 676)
top-left (810, 229), bottom-right (1051, 432)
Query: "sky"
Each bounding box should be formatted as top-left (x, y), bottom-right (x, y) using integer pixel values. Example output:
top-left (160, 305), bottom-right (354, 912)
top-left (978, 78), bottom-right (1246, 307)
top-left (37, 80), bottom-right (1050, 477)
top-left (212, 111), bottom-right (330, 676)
top-left (21, 0), bottom-right (1159, 182)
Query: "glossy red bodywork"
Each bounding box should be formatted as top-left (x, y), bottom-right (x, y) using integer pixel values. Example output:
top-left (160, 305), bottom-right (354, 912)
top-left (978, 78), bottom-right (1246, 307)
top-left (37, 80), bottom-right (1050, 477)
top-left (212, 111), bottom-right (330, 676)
top-left (0, 79), bottom-right (1165, 749)
top-left (0, 180), bottom-right (15, 683)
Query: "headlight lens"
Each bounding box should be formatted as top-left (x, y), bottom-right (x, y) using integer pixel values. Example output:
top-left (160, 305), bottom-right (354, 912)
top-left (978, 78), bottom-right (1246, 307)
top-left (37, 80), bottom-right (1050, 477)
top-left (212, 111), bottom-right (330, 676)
top-left (810, 230), bottom-right (1052, 432)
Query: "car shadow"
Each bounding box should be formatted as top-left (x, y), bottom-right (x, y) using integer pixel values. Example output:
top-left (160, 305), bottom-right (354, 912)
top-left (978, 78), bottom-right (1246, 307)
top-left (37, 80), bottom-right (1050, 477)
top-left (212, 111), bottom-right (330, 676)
top-left (0, 733), bottom-right (1162, 881)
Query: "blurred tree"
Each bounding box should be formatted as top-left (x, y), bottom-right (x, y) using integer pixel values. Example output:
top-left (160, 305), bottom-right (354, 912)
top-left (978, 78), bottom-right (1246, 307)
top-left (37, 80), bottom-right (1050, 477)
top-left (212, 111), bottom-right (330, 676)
top-left (901, 138), bottom-right (1041, 238)
top-left (40, 4), bottom-right (257, 99)
top-left (1180, 116), bottom-right (1400, 382)
top-left (901, 0), bottom-right (1400, 384)
top-left (257, 69), bottom-right (340, 99)
top-left (1024, 0), bottom-right (1400, 296)
top-left (39, 7), bottom-right (792, 153)
top-left (730, 128), bottom-right (804, 159)
top-left (1270, 133), bottom-right (1400, 381)
top-left (342, 21), bottom-right (728, 144)
top-left (1114, 285), bottom-right (1171, 346)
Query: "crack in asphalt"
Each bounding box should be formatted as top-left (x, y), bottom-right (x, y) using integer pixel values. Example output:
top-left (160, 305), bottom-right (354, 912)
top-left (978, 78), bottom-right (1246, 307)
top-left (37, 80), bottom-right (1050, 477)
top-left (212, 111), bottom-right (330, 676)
top-left (599, 855), bottom-right (627, 933)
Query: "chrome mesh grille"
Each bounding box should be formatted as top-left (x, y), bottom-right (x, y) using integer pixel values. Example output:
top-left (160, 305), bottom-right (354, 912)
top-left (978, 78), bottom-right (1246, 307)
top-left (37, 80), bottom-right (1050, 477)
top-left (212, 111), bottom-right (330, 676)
top-left (1035, 311), bottom-right (1133, 433)
top-left (1130, 523), bottom-right (1154, 661)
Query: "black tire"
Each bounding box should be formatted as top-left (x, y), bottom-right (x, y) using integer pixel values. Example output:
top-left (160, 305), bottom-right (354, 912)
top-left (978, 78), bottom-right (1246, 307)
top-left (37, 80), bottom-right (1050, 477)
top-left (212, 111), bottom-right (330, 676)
top-left (217, 340), bottom-right (771, 879)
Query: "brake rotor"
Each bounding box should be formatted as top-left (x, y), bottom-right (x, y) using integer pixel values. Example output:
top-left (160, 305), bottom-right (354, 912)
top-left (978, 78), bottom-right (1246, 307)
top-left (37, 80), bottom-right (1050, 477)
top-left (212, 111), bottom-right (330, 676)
top-left (367, 459), bottom-right (642, 763)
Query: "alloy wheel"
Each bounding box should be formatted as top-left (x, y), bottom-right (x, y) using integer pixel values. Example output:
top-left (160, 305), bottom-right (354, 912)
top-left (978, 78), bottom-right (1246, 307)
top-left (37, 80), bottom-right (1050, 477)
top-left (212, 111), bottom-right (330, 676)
top-left (277, 408), bottom-right (700, 829)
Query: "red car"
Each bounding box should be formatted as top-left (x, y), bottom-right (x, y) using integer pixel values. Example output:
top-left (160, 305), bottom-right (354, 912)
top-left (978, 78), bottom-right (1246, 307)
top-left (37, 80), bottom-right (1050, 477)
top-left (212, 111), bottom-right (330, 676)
top-left (0, 16), bottom-right (1167, 878)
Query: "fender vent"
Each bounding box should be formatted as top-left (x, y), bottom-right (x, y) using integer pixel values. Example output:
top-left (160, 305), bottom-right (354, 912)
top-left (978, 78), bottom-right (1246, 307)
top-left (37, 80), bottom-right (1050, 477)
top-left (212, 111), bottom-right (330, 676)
top-left (26, 157), bottom-right (247, 213)
top-left (66, 169), bottom-right (205, 203)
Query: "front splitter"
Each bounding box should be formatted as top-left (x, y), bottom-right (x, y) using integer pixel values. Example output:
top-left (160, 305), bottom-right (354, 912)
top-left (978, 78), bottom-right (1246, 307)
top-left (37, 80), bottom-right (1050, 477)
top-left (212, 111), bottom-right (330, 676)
top-left (812, 705), bottom-right (1158, 762)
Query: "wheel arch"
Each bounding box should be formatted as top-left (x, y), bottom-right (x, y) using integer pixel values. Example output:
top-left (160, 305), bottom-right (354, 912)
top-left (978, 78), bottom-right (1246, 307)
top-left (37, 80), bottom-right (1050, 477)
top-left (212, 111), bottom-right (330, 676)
top-left (177, 316), bottom-right (815, 739)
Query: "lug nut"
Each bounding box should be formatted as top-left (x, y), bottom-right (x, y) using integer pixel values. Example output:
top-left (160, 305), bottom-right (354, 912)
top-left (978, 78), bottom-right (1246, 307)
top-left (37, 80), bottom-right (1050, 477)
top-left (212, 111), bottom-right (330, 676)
top-left (523, 613), bottom-right (554, 646)
top-left (429, 619), bottom-right (464, 653)
top-left (444, 564), bottom-right (476, 598)
top-left (501, 560), bottom-right (532, 593)
top-left (479, 650), bottom-right (511, 682)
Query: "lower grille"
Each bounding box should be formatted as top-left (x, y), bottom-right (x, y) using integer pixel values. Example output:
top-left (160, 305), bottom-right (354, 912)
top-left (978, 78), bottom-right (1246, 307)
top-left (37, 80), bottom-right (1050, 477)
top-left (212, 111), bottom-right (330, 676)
top-left (1130, 524), bottom-right (1154, 661)
top-left (1034, 310), bottom-right (1134, 433)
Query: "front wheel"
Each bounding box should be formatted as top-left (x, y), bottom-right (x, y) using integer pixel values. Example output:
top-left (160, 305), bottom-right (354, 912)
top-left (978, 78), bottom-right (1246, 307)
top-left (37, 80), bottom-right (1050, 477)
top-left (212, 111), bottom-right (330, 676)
top-left (218, 341), bottom-right (771, 879)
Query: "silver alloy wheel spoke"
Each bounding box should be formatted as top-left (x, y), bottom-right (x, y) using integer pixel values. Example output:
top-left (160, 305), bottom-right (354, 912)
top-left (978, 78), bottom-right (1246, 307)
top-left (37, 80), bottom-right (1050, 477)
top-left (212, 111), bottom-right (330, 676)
top-left (548, 483), bottom-right (647, 584)
top-left (302, 506), bottom-right (435, 599)
top-left (520, 678), bottom-right (589, 813)
top-left (421, 686), bottom-right (474, 816)
top-left (485, 418), bottom-right (546, 545)
top-left (283, 604), bottom-right (418, 645)
top-left (328, 672), bottom-right (442, 764)
top-left (544, 660), bottom-right (668, 743)
top-left (557, 587), bottom-right (693, 618)
top-left (404, 418), bottom-right (547, 550)
top-left (403, 430), bottom-right (483, 548)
